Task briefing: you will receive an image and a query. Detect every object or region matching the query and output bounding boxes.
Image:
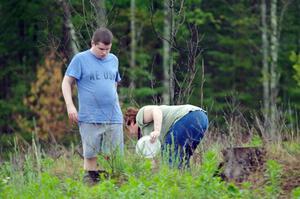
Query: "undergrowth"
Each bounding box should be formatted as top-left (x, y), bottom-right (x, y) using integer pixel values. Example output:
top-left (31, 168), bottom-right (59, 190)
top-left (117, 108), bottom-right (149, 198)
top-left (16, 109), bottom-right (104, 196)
top-left (0, 140), bottom-right (299, 199)
top-left (0, 129), bottom-right (299, 199)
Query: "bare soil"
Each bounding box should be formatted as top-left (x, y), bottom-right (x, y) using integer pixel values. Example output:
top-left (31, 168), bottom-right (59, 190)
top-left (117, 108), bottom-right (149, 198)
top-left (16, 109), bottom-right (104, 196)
top-left (218, 147), bottom-right (300, 198)
top-left (279, 155), bottom-right (300, 198)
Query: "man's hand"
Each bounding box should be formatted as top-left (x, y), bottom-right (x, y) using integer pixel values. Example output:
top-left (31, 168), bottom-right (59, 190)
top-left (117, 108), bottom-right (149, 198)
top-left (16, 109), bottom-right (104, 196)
top-left (67, 104), bottom-right (78, 124)
top-left (150, 130), bottom-right (160, 143)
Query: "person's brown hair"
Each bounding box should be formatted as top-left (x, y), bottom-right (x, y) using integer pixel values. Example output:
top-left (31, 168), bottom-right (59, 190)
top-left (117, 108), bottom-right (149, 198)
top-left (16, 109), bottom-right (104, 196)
top-left (92, 27), bottom-right (113, 45)
top-left (124, 107), bottom-right (139, 126)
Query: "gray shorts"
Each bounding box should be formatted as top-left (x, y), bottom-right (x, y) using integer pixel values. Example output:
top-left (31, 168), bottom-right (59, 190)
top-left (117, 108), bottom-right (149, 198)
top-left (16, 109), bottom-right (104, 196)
top-left (79, 123), bottom-right (124, 158)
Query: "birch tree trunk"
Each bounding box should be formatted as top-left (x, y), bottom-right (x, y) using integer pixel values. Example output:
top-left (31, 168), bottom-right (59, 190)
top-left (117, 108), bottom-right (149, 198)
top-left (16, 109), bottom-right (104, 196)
top-left (169, 0), bottom-right (175, 105)
top-left (269, 0), bottom-right (279, 137)
top-left (162, 0), bottom-right (171, 104)
top-left (60, 0), bottom-right (79, 58)
top-left (91, 0), bottom-right (106, 27)
top-left (260, 0), bottom-right (291, 140)
top-left (156, 0), bottom-right (199, 105)
top-left (261, 0), bottom-right (270, 131)
top-left (129, 0), bottom-right (136, 90)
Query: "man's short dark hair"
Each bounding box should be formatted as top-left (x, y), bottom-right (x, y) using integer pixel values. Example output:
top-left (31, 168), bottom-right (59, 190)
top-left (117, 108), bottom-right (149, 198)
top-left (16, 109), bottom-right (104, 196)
top-left (92, 27), bottom-right (113, 45)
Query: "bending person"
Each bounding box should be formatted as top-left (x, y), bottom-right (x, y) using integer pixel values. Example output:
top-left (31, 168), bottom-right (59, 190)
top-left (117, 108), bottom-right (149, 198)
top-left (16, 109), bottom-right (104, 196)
top-left (125, 104), bottom-right (208, 169)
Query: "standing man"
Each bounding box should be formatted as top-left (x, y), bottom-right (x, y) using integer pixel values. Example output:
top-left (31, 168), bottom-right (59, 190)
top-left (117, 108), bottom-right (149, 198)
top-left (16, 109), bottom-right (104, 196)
top-left (62, 27), bottom-right (124, 185)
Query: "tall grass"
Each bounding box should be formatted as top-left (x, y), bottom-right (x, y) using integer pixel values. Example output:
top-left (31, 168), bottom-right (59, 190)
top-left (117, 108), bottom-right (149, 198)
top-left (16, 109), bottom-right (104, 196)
top-left (2, 137), bottom-right (296, 199)
top-left (1, 107), bottom-right (299, 198)
top-left (0, 139), bottom-right (247, 199)
top-left (264, 160), bottom-right (282, 199)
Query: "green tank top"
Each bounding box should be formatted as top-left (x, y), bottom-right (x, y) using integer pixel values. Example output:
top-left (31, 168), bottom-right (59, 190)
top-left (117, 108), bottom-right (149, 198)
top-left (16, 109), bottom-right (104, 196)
top-left (136, 104), bottom-right (204, 141)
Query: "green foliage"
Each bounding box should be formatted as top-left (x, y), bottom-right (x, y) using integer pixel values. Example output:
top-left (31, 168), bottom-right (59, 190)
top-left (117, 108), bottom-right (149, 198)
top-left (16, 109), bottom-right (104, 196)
top-left (2, 141), bottom-right (300, 198)
top-left (1, 0), bottom-right (300, 161)
top-left (290, 51), bottom-right (300, 87)
top-left (0, 0), bottom-right (63, 135)
top-left (283, 141), bottom-right (300, 155)
top-left (244, 135), bottom-right (263, 147)
top-left (0, 148), bottom-right (252, 199)
top-left (292, 187), bottom-right (300, 199)
top-left (265, 160), bottom-right (283, 199)
top-left (1, 1), bottom-right (300, 196)
top-left (197, 0), bottom-right (262, 119)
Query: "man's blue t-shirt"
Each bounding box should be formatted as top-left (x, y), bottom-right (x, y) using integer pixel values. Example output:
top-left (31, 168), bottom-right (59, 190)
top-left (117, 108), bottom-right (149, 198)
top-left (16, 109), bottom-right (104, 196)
top-left (65, 50), bottom-right (123, 124)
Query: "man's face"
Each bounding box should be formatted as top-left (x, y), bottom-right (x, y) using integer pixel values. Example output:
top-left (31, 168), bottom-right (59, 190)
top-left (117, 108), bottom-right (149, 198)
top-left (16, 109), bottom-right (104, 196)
top-left (91, 42), bottom-right (112, 59)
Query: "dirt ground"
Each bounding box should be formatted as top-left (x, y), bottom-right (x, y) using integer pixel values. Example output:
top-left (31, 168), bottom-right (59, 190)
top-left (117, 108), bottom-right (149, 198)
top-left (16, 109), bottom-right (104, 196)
top-left (279, 157), bottom-right (300, 198)
top-left (218, 147), bottom-right (300, 198)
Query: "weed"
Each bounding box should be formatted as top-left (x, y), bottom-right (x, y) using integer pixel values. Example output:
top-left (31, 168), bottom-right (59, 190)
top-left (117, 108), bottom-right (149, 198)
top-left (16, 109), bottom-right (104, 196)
top-left (264, 160), bottom-right (282, 198)
top-left (0, 131), bottom-right (299, 198)
top-left (291, 187), bottom-right (300, 199)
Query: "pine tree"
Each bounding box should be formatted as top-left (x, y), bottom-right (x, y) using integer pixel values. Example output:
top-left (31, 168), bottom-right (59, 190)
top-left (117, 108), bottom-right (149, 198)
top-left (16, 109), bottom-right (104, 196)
top-left (18, 51), bottom-right (69, 141)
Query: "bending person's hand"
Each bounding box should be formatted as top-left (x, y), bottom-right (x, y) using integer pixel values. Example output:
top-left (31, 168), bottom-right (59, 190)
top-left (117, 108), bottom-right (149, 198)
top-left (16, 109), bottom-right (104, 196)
top-left (150, 130), bottom-right (160, 143)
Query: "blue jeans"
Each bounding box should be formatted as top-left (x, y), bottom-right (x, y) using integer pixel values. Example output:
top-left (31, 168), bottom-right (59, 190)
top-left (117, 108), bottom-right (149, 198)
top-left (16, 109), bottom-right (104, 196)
top-left (163, 110), bottom-right (208, 168)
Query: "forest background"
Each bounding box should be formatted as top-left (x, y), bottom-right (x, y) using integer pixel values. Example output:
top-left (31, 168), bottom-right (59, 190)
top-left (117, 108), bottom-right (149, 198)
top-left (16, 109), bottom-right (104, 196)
top-left (0, 0), bottom-right (300, 155)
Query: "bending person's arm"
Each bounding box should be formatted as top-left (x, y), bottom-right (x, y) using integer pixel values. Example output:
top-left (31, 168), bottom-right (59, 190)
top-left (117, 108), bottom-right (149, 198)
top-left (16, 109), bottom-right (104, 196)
top-left (143, 105), bottom-right (163, 143)
top-left (62, 75), bottom-right (78, 124)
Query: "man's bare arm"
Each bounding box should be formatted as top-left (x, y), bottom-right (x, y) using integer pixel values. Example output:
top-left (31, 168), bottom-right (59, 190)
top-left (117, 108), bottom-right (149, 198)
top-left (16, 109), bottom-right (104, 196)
top-left (62, 76), bottom-right (78, 123)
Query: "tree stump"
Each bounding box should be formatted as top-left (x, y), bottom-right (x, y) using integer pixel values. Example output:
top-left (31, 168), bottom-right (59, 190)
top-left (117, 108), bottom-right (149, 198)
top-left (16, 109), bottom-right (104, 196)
top-left (218, 147), bottom-right (266, 183)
